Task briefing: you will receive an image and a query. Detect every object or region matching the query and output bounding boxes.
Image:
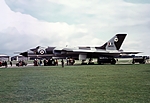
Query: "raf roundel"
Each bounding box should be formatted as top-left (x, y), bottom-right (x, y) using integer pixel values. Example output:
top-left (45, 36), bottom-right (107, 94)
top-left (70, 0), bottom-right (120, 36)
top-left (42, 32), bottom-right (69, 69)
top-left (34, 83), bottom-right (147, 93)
top-left (114, 37), bottom-right (118, 42)
top-left (39, 49), bottom-right (45, 55)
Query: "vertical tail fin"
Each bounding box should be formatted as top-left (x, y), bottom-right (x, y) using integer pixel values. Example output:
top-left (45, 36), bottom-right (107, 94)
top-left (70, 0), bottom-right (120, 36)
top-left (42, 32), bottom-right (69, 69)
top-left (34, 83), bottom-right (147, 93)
top-left (96, 34), bottom-right (127, 50)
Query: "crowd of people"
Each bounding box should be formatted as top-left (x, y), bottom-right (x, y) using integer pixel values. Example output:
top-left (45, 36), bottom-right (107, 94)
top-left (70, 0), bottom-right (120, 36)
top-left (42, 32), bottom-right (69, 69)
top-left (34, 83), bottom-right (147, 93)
top-left (16, 60), bottom-right (27, 67)
top-left (33, 58), bottom-right (75, 67)
top-left (0, 58), bottom-right (76, 68)
top-left (33, 59), bottom-right (58, 66)
top-left (0, 60), bottom-right (27, 68)
top-left (0, 61), bottom-right (8, 68)
top-left (66, 58), bottom-right (75, 65)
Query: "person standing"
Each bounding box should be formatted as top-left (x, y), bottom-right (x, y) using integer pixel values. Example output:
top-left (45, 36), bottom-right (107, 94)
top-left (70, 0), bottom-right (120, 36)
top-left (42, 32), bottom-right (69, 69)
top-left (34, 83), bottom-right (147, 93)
top-left (61, 59), bottom-right (64, 68)
top-left (5, 61), bottom-right (7, 68)
top-left (10, 61), bottom-right (12, 66)
top-left (55, 59), bottom-right (58, 66)
top-left (40, 60), bottom-right (42, 66)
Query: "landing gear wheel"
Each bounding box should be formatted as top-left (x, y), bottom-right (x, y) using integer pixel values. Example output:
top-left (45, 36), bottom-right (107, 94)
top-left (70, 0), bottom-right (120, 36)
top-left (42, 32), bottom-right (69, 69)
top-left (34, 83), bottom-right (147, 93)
top-left (111, 59), bottom-right (116, 65)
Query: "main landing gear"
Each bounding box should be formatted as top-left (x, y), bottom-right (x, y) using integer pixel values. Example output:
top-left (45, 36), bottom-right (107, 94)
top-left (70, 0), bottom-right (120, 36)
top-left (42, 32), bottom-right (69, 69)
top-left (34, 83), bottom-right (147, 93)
top-left (97, 57), bottom-right (116, 65)
top-left (81, 57), bottom-right (116, 65)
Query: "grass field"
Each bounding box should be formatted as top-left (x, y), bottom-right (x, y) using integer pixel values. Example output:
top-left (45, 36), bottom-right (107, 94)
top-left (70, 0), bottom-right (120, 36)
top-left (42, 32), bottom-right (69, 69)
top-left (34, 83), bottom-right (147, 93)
top-left (0, 64), bottom-right (150, 103)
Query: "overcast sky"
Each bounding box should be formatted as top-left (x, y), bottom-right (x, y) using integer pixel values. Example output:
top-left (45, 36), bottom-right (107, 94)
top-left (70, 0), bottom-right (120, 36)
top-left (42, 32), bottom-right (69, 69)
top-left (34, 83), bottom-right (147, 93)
top-left (0, 0), bottom-right (150, 56)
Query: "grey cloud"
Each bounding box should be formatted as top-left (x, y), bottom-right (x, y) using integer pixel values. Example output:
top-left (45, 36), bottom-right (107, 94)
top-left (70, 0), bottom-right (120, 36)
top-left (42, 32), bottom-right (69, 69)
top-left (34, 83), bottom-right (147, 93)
top-left (5, 0), bottom-right (72, 23)
top-left (4, 0), bottom-right (114, 24)
top-left (124, 0), bottom-right (150, 4)
top-left (0, 27), bottom-right (41, 55)
top-left (5, 0), bottom-right (150, 27)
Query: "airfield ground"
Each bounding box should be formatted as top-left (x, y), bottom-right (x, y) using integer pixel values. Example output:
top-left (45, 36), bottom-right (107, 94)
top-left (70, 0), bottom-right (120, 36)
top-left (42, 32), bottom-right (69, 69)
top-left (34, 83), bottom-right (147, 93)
top-left (0, 64), bottom-right (150, 103)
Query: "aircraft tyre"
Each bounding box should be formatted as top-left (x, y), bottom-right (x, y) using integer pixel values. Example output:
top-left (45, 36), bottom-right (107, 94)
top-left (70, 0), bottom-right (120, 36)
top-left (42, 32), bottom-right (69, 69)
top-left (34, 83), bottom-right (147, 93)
top-left (111, 59), bottom-right (116, 65)
top-left (139, 61), bottom-right (145, 64)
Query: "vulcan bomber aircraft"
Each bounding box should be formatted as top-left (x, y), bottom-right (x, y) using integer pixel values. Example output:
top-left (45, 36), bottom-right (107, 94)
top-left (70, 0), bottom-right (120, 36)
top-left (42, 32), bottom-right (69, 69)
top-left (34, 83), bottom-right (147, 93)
top-left (20, 34), bottom-right (141, 64)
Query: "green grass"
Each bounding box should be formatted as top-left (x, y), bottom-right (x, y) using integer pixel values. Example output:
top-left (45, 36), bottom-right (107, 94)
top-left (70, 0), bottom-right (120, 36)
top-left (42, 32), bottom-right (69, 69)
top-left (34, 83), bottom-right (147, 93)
top-left (0, 64), bottom-right (150, 103)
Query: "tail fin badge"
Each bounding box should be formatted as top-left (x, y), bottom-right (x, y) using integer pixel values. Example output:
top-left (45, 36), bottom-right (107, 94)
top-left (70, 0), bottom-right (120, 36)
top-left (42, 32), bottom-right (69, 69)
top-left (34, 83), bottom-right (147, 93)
top-left (114, 37), bottom-right (118, 42)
